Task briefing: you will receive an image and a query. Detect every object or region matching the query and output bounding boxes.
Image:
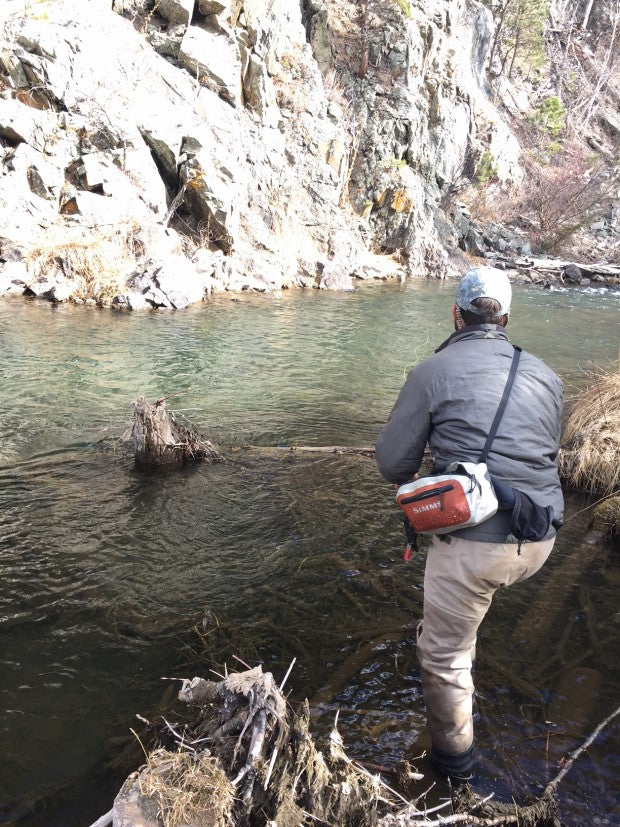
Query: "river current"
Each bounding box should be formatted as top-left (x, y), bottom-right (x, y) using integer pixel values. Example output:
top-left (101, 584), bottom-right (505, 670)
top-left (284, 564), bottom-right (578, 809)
top-left (0, 282), bottom-right (618, 825)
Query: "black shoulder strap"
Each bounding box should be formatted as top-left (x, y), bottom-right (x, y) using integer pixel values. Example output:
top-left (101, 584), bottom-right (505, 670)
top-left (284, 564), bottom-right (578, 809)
top-left (479, 346), bottom-right (522, 464)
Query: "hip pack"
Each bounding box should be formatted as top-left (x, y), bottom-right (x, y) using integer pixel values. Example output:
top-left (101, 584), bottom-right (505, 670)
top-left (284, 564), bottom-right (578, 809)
top-left (396, 461), bottom-right (497, 535)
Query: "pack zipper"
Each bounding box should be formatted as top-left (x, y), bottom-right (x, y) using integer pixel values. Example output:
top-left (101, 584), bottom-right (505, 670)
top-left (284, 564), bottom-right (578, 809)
top-left (400, 484), bottom-right (454, 506)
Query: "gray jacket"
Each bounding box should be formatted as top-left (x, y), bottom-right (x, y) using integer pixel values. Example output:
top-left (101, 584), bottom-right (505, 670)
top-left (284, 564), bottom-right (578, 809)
top-left (375, 325), bottom-right (564, 542)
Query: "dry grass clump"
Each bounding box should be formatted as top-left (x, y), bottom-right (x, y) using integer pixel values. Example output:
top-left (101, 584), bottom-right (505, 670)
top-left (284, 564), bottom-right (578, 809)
top-left (558, 371), bottom-right (620, 495)
top-left (25, 224), bottom-right (142, 303)
top-left (138, 748), bottom-right (235, 827)
top-left (589, 495), bottom-right (620, 546)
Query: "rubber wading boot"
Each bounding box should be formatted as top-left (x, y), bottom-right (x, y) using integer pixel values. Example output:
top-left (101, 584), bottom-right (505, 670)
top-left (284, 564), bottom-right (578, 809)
top-left (431, 743), bottom-right (475, 784)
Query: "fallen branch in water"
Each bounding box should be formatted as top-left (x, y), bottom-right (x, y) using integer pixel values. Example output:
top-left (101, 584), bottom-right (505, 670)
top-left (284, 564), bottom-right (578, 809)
top-left (378, 703), bottom-right (620, 826)
top-left (232, 443), bottom-right (377, 456)
top-left (543, 702), bottom-right (620, 796)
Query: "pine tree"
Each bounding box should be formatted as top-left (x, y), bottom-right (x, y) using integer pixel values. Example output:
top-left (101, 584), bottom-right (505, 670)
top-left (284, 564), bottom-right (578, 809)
top-left (485, 0), bottom-right (550, 78)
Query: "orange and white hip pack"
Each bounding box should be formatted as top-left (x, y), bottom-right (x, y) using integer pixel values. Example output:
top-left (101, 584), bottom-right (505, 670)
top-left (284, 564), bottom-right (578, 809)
top-left (396, 461), bottom-right (498, 535)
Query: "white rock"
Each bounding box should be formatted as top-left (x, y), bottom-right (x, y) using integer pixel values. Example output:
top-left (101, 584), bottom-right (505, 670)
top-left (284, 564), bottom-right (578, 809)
top-left (0, 261), bottom-right (28, 294)
top-left (179, 25), bottom-right (242, 106)
top-left (154, 254), bottom-right (205, 308)
top-left (112, 290), bottom-right (151, 310)
top-left (0, 98), bottom-right (57, 152)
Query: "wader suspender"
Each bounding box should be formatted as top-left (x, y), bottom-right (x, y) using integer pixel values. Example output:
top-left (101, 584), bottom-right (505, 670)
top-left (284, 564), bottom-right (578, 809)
top-left (403, 345), bottom-right (522, 557)
top-left (478, 345), bottom-right (522, 464)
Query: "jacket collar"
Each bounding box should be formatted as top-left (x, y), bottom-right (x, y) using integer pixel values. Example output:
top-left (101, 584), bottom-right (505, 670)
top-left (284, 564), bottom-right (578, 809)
top-left (435, 324), bottom-right (508, 353)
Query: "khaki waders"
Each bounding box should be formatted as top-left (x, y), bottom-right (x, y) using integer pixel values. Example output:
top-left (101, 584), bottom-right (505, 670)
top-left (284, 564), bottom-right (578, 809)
top-left (416, 534), bottom-right (555, 778)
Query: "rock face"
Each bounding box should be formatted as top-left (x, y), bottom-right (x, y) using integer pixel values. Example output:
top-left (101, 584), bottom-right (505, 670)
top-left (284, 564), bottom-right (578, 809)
top-left (0, 0), bottom-right (526, 307)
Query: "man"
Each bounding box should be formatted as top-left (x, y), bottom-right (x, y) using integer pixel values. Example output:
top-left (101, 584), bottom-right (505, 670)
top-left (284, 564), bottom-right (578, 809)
top-left (375, 266), bottom-right (563, 782)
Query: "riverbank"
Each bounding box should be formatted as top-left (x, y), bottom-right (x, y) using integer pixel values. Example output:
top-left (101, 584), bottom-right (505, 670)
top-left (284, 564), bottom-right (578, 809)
top-left (0, 248), bottom-right (618, 311)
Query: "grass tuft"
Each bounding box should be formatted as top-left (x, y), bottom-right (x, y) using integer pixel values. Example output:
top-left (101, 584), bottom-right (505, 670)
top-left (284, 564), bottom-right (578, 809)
top-left (558, 370), bottom-right (620, 496)
top-left (25, 224), bottom-right (143, 304)
top-left (138, 748), bottom-right (235, 827)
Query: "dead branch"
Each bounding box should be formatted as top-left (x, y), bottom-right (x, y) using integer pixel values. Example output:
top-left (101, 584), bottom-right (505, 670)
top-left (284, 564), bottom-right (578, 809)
top-left (544, 702), bottom-right (620, 796)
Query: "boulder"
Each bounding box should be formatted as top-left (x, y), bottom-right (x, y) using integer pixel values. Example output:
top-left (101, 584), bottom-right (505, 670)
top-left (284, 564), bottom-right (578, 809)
top-left (0, 260), bottom-right (28, 294)
top-left (178, 26), bottom-right (242, 106)
top-left (0, 98), bottom-right (57, 151)
top-left (158, 0), bottom-right (194, 26)
top-left (562, 264), bottom-right (582, 283)
top-left (318, 259), bottom-right (355, 291)
top-left (112, 290), bottom-right (151, 310)
top-left (153, 254), bottom-right (206, 308)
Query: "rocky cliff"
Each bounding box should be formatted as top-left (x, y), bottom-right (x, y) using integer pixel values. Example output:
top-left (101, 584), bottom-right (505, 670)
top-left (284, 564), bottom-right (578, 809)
top-left (0, 0), bottom-right (616, 308)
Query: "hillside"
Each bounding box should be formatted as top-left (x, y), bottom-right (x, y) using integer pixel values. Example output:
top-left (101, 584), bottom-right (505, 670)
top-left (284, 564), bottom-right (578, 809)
top-left (0, 0), bottom-right (617, 308)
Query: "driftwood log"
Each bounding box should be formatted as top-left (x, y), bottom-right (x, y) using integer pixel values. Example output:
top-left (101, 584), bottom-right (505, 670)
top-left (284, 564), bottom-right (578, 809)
top-left (492, 255), bottom-right (620, 285)
top-left (91, 665), bottom-right (619, 827)
top-left (132, 396), bottom-right (226, 465)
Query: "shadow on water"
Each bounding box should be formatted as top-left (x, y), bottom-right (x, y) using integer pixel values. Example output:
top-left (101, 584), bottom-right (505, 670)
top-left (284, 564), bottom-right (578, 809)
top-left (0, 288), bottom-right (618, 825)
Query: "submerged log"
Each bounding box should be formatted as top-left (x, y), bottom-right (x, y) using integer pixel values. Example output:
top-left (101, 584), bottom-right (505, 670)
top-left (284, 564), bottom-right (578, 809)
top-left (132, 396), bottom-right (227, 466)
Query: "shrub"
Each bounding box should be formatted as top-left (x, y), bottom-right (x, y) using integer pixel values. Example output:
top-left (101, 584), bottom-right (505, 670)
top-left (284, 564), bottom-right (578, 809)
top-left (517, 150), bottom-right (618, 250)
top-left (475, 149), bottom-right (498, 185)
top-left (392, 0), bottom-right (412, 18)
top-left (530, 96), bottom-right (566, 139)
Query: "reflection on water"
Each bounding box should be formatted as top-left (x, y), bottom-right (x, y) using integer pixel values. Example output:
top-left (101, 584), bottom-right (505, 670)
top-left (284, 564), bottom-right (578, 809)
top-left (0, 284), bottom-right (618, 825)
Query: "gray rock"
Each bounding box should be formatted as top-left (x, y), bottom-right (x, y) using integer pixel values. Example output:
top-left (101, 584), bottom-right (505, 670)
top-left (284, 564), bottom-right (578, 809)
top-left (179, 125), bottom-right (242, 253)
top-left (112, 291), bottom-right (151, 310)
top-left (112, 0), bottom-right (151, 15)
top-left (521, 242), bottom-right (532, 255)
top-left (198, 0), bottom-right (228, 15)
top-left (145, 23), bottom-right (186, 58)
top-left (0, 52), bottom-right (30, 88)
top-left (113, 773), bottom-right (160, 827)
top-left (158, 0), bottom-right (194, 26)
top-left (598, 109), bottom-right (620, 139)
top-left (562, 264), bottom-right (582, 283)
top-left (243, 54), bottom-right (278, 124)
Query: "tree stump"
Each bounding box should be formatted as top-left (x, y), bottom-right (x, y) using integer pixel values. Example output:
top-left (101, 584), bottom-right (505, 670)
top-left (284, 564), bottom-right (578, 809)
top-left (131, 396), bottom-right (226, 466)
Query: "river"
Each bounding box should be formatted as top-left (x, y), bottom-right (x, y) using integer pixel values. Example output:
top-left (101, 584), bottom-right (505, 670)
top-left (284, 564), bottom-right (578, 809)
top-left (0, 282), bottom-right (618, 825)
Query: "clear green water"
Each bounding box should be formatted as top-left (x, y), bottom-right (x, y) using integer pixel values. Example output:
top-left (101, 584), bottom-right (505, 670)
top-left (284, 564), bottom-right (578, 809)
top-left (0, 283), bottom-right (618, 825)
